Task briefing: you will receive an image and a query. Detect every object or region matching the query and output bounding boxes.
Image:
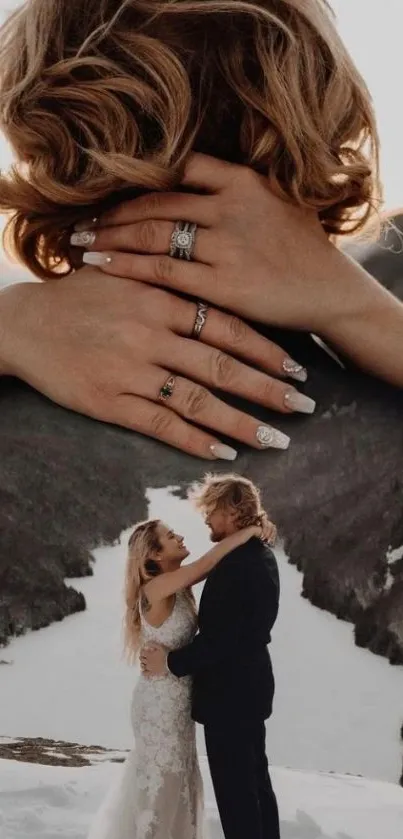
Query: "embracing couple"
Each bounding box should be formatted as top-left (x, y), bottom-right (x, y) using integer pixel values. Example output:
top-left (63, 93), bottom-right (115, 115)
top-left (89, 473), bottom-right (280, 839)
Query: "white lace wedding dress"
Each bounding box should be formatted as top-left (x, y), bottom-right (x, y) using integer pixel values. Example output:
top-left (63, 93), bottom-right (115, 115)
top-left (87, 592), bottom-right (204, 839)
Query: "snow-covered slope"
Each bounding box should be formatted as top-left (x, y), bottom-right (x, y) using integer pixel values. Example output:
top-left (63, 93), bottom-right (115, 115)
top-left (1, 487), bottom-right (402, 782)
top-left (1, 755), bottom-right (403, 839)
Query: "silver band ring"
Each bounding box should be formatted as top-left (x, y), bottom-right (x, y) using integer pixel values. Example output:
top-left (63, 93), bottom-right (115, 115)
top-left (192, 302), bottom-right (208, 340)
top-left (159, 375), bottom-right (176, 402)
top-left (169, 221), bottom-right (197, 261)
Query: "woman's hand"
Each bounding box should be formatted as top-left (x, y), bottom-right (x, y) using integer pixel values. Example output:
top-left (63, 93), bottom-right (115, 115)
top-left (73, 153), bottom-right (335, 332)
top-left (250, 517), bottom-right (277, 545)
top-left (0, 268), bottom-right (316, 459)
top-left (261, 519), bottom-right (277, 546)
top-left (73, 153), bottom-right (403, 388)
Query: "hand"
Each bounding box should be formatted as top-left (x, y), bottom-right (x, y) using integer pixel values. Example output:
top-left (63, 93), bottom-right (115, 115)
top-left (0, 268), bottom-right (313, 458)
top-left (251, 518), bottom-right (277, 545)
top-left (140, 644), bottom-right (169, 678)
top-left (73, 153), bottom-right (403, 389)
top-left (262, 519), bottom-right (277, 546)
top-left (73, 152), bottom-right (357, 336)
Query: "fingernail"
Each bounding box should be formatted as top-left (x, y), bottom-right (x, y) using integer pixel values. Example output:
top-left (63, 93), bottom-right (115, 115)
top-left (82, 252), bottom-right (112, 266)
top-left (70, 230), bottom-right (97, 247)
top-left (284, 390), bottom-right (316, 414)
top-left (283, 358), bottom-right (307, 382)
top-left (256, 425), bottom-right (290, 450)
top-left (210, 443), bottom-right (238, 461)
top-left (74, 217), bottom-right (99, 232)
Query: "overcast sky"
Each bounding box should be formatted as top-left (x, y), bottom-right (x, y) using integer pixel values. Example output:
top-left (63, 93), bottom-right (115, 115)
top-left (0, 0), bottom-right (402, 209)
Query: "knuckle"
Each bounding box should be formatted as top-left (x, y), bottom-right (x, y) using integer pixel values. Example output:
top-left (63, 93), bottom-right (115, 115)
top-left (142, 192), bottom-right (162, 216)
top-left (148, 409), bottom-right (175, 439)
top-left (86, 373), bottom-right (117, 402)
top-left (154, 255), bottom-right (175, 283)
top-left (211, 350), bottom-right (237, 386)
top-left (261, 377), bottom-right (279, 403)
top-left (136, 220), bottom-right (157, 252)
top-left (181, 385), bottom-right (209, 419)
top-left (227, 315), bottom-right (249, 346)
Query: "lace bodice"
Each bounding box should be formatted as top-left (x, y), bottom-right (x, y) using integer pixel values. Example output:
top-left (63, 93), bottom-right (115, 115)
top-left (139, 591), bottom-right (197, 650)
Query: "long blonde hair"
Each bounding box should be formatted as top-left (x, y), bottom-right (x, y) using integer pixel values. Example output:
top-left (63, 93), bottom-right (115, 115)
top-left (124, 518), bottom-right (196, 662)
top-left (0, 0), bottom-right (380, 279)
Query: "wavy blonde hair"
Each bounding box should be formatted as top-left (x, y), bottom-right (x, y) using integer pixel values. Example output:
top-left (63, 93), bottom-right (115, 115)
top-left (124, 518), bottom-right (196, 661)
top-left (190, 473), bottom-right (268, 529)
top-left (0, 0), bottom-right (380, 279)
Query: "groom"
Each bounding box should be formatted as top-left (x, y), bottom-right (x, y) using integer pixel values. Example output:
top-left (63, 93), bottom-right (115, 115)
top-left (141, 473), bottom-right (281, 839)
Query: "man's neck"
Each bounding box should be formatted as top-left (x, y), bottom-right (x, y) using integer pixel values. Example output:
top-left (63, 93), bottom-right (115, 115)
top-left (219, 526), bottom-right (243, 541)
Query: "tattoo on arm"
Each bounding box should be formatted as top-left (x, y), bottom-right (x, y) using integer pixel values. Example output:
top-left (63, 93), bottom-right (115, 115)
top-left (141, 592), bottom-right (151, 613)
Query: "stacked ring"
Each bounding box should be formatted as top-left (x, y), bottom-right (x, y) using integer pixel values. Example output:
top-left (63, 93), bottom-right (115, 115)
top-left (169, 221), bottom-right (197, 261)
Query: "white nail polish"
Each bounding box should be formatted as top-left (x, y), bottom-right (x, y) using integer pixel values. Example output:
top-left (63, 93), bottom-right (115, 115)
top-left (283, 358), bottom-right (308, 382)
top-left (70, 230), bottom-right (97, 247)
top-left (256, 425), bottom-right (290, 450)
top-left (210, 443), bottom-right (238, 461)
top-left (82, 252), bottom-right (112, 265)
top-left (284, 390), bottom-right (316, 414)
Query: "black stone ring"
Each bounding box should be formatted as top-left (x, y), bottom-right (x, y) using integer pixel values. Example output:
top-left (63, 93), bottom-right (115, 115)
top-left (159, 375), bottom-right (176, 402)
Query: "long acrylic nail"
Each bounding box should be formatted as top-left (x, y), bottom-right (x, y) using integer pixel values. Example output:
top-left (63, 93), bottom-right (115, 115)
top-left (210, 443), bottom-right (238, 461)
top-left (70, 230), bottom-right (97, 247)
top-left (82, 252), bottom-right (112, 266)
top-left (256, 425), bottom-right (290, 450)
top-left (74, 217), bottom-right (99, 232)
top-left (284, 390), bottom-right (316, 414)
top-left (283, 358), bottom-right (307, 382)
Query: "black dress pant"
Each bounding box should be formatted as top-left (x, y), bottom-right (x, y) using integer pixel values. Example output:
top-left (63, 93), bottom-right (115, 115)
top-left (204, 719), bottom-right (280, 839)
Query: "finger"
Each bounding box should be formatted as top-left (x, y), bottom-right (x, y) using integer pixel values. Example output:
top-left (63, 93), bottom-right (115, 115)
top-left (104, 393), bottom-right (239, 461)
top-left (87, 192), bottom-right (217, 229)
top-left (180, 152), bottom-right (236, 192)
top-left (180, 305), bottom-right (308, 383)
top-left (72, 220), bottom-right (215, 265)
top-left (164, 337), bottom-right (315, 416)
top-left (81, 250), bottom-right (226, 307)
top-left (129, 367), bottom-right (291, 451)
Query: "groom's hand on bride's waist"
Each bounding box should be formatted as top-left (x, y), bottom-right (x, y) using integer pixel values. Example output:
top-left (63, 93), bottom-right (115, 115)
top-left (140, 643), bottom-right (170, 678)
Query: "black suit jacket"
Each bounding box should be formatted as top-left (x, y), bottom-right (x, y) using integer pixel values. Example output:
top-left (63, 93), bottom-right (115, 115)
top-left (167, 537), bottom-right (280, 726)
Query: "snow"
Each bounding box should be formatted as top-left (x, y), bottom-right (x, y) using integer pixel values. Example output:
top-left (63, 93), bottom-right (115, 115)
top-left (1, 487), bottom-right (403, 783)
top-left (0, 756), bottom-right (403, 839)
top-left (1, 486), bottom-right (403, 837)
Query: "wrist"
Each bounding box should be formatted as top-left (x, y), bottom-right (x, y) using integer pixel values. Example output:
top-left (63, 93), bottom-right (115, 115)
top-left (0, 281), bottom-right (42, 377)
top-left (317, 250), bottom-right (403, 387)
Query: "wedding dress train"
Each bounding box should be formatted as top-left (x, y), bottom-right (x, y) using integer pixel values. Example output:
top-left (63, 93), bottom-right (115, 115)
top-left (87, 592), bottom-right (204, 839)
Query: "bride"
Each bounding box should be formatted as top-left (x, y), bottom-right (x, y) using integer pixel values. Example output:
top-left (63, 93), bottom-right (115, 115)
top-left (88, 516), bottom-right (275, 839)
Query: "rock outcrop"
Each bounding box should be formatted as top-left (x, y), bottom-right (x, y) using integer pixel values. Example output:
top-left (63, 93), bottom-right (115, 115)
top-left (0, 735), bottom-right (127, 767)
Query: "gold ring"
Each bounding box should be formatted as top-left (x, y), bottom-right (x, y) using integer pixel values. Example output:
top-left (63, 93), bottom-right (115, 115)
top-left (159, 375), bottom-right (176, 402)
